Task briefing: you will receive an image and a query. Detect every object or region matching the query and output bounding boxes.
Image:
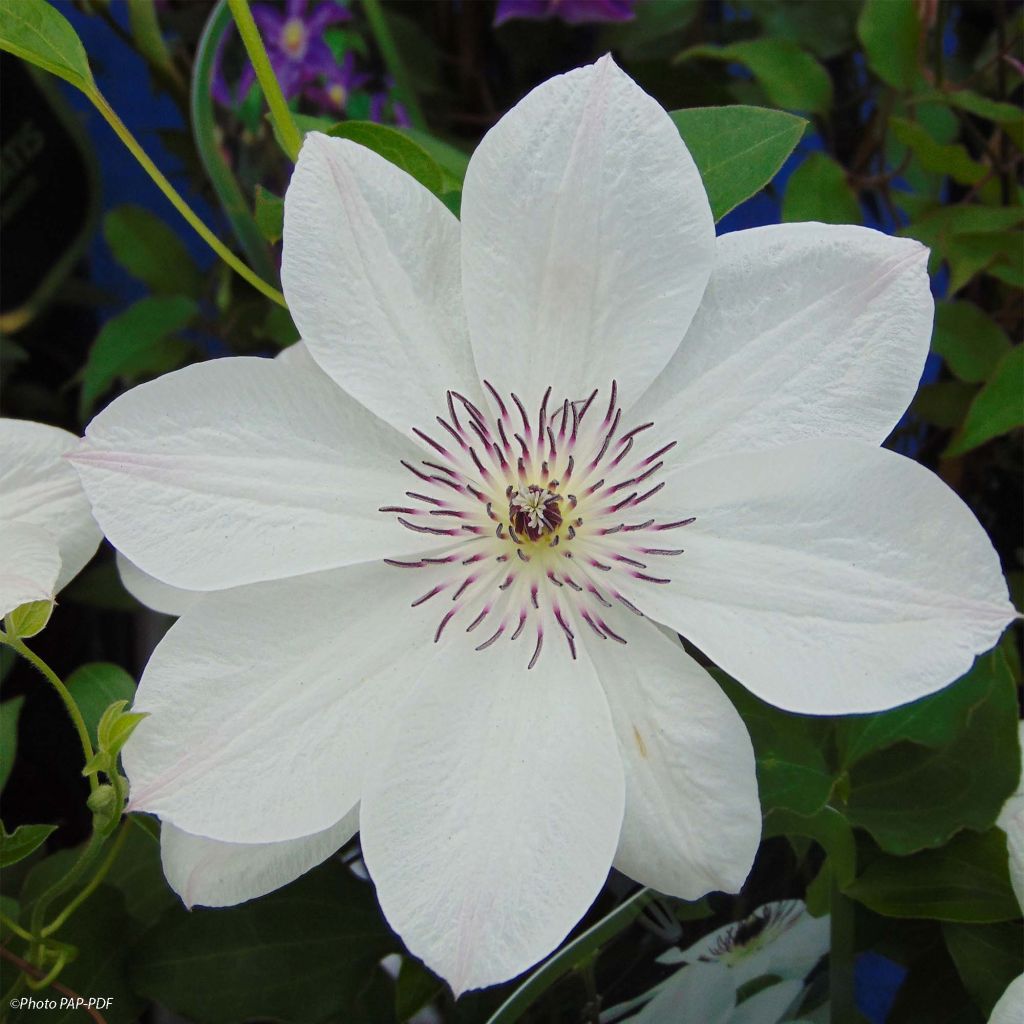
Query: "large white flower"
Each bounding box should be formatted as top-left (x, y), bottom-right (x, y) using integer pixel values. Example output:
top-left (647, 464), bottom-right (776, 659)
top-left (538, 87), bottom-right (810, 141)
top-left (70, 57), bottom-right (1013, 992)
top-left (0, 419), bottom-right (102, 619)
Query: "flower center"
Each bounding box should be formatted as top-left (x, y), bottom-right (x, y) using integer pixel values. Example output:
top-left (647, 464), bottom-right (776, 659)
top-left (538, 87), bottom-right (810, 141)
top-left (380, 382), bottom-right (693, 669)
top-left (281, 18), bottom-right (308, 58)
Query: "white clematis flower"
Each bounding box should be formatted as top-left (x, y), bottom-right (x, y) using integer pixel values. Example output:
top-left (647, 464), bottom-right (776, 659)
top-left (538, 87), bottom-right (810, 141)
top-left (71, 56), bottom-right (1013, 993)
top-left (996, 721), bottom-right (1024, 913)
top-left (0, 419), bottom-right (102, 619)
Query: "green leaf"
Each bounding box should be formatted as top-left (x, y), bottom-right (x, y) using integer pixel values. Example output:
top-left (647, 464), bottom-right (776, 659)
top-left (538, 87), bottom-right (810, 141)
top-left (677, 40), bottom-right (833, 114)
top-left (946, 346), bottom-right (1024, 456)
top-left (67, 663), bottom-right (136, 749)
top-left (395, 957), bottom-right (443, 1022)
top-left (837, 652), bottom-right (1012, 767)
top-left (942, 89), bottom-right (1023, 125)
top-left (765, 805), bottom-right (856, 887)
top-left (932, 301), bottom-right (1013, 383)
top-left (129, 859), bottom-right (399, 1024)
top-left (911, 381), bottom-right (977, 430)
top-left (5, 599), bottom-right (53, 639)
top-left (399, 127), bottom-right (470, 189)
top-left (716, 673), bottom-right (834, 816)
top-left (0, 0), bottom-right (95, 94)
top-left (844, 651), bottom-right (1020, 854)
top-left (325, 121), bottom-right (445, 195)
top-left (670, 106), bottom-right (806, 221)
top-left (782, 151), bottom-right (861, 224)
top-left (105, 819), bottom-right (176, 928)
top-left (104, 204), bottom-right (202, 297)
top-left (943, 922), bottom-right (1024, 1017)
top-left (857, 0), bottom-right (921, 90)
top-left (0, 696), bottom-right (24, 792)
top-left (79, 295), bottom-right (197, 417)
top-left (0, 822), bottom-right (56, 867)
top-left (847, 829), bottom-right (1019, 923)
top-left (254, 185), bottom-right (284, 245)
top-left (890, 117), bottom-right (988, 185)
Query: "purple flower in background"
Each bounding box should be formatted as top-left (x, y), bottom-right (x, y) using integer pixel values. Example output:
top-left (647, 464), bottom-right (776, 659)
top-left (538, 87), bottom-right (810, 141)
top-left (213, 0), bottom-right (350, 107)
top-left (249, 0), bottom-right (350, 99)
top-left (494, 0), bottom-right (634, 26)
top-left (369, 76), bottom-right (411, 127)
top-left (305, 52), bottom-right (370, 115)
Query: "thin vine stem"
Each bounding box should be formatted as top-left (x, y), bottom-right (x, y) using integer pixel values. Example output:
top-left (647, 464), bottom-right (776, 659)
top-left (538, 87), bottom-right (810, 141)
top-left (0, 910), bottom-right (33, 942)
top-left (88, 87), bottom-right (287, 307)
top-left (226, 0), bottom-right (303, 161)
top-left (361, 0), bottom-right (428, 131)
top-left (41, 822), bottom-right (129, 939)
top-left (0, 634), bottom-right (97, 792)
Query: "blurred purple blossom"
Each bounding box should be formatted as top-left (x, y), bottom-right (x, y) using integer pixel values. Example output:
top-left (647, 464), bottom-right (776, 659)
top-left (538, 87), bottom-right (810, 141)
top-left (493, 0), bottom-right (635, 26)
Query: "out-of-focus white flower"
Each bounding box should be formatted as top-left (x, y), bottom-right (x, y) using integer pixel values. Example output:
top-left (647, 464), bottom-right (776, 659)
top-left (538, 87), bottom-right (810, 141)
top-left (0, 419), bottom-right (101, 619)
top-left (996, 721), bottom-right (1024, 912)
top-left (71, 55), bottom-right (1013, 993)
top-left (990, 973), bottom-right (1024, 1024)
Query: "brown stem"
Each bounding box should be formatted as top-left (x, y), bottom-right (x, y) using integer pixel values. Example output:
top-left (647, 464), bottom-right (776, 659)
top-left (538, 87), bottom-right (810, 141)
top-left (0, 946), bottom-right (108, 1024)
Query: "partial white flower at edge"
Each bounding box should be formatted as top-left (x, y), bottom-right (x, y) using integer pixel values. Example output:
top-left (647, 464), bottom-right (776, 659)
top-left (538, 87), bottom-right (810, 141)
top-left (602, 900), bottom-right (827, 1024)
top-left (0, 419), bottom-right (102, 618)
top-left (990, 724), bottom-right (1024, 1024)
top-left (68, 55), bottom-right (1014, 995)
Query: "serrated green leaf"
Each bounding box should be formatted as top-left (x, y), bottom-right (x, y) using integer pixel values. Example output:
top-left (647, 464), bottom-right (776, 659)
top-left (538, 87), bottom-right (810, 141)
top-left (943, 922), bottom-right (1024, 1017)
top-left (104, 205), bottom-right (202, 297)
top-left (947, 345), bottom-right (1024, 456)
top-left (325, 120), bottom-right (445, 195)
top-left (891, 117), bottom-right (988, 185)
top-left (847, 829), bottom-right (1019, 923)
top-left (129, 859), bottom-right (399, 1024)
top-left (932, 301), bottom-right (1012, 383)
top-left (68, 663), bottom-right (136, 749)
top-left (670, 105), bottom-right (806, 221)
top-left (844, 651), bottom-right (1020, 854)
top-left (0, 696), bottom-right (24, 792)
top-left (782, 151), bottom-right (861, 224)
top-left (79, 295), bottom-right (197, 418)
top-left (0, 0), bottom-right (95, 94)
top-left (858, 0), bottom-right (921, 90)
top-left (0, 822), bottom-right (56, 867)
top-left (677, 40), bottom-right (832, 113)
top-left (254, 185), bottom-right (284, 244)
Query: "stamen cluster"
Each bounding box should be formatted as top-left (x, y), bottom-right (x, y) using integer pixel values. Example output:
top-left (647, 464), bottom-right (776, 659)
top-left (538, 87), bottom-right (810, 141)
top-left (380, 381), bottom-right (693, 669)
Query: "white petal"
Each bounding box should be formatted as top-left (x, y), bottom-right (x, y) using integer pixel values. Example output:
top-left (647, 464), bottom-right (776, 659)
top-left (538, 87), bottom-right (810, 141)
top-left (623, 440), bottom-right (1014, 714)
top-left (160, 805), bottom-right (359, 909)
top-left (990, 974), bottom-right (1024, 1024)
top-left (0, 418), bottom-right (101, 590)
top-left (996, 721), bottom-right (1024, 913)
top-left (627, 961), bottom-right (736, 1024)
top-left (639, 225), bottom-right (932, 466)
top-left (730, 979), bottom-right (804, 1024)
top-left (115, 551), bottom-right (199, 617)
top-left (281, 133), bottom-right (481, 432)
top-left (72, 356), bottom-right (430, 591)
top-left (0, 520), bottom-right (60, 618)
top-left (360, 642), bottom-right (625, 995)
top-left (581, 621), bottom-right (759, 899)
top-left (123, 561), bottom-right (429, 843)
top-left (460, 55), bottom-right (714, 408)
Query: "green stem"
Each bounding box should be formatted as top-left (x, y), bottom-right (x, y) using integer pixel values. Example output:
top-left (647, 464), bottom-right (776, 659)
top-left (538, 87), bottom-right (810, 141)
top-left (0, 635), bottom-right (97, 793)
top-left (361, 0), bottom-right (428, 131)
top-left (484, 889), bottom-right (653, 1024)
top-left (0, 910), bottom-right (33, 942)
top-left (192, 0), bottom-right (279, 282)
top-left (25, 950), bottom-right (68, 993)
top-left (26, 831), bottom-right (106, 967)
top-left (830, 877), bottom-right (864, 1024)
top-left (41, 823), bottom-right (128, 939)
top-left (88, 87), bottom-right (287, 307)
top-left (226, 0), bottom-right (303, 161)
